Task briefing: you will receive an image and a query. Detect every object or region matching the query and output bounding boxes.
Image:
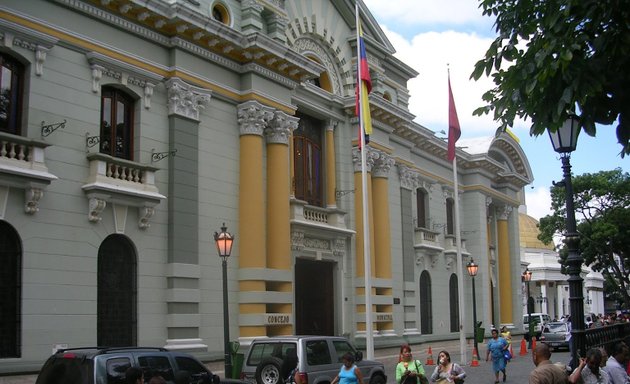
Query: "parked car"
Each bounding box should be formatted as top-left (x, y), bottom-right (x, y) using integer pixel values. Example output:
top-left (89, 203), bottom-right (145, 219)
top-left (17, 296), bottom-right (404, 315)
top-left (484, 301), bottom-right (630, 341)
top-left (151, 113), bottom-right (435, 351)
top-left (539, 322), bottom-right (570, 351)
top-left (35, 346), bottom-right (241, 384)
top-left (240, 336), bottom-right (387, 384)
top-left (523, 313), bottom-right (551, 338)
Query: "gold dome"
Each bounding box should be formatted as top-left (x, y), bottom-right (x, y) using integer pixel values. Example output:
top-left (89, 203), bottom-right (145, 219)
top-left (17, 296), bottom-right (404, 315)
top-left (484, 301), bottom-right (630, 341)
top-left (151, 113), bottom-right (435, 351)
top-left (519, 213), bottom-right (555, 250)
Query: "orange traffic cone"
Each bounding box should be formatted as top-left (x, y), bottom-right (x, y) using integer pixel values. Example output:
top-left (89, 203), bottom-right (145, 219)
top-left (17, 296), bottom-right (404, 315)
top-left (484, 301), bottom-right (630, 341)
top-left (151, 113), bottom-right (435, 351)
top-left (532, 336), bottom-right (537, 350)
top-left (519, 339), bottom-right (527, 356)
top-left (471, 347), bottom-right (480, 367)
top-left (510, 344), bottom-right (515, 359)
top-left (426, 346), bottom-right (434, 365)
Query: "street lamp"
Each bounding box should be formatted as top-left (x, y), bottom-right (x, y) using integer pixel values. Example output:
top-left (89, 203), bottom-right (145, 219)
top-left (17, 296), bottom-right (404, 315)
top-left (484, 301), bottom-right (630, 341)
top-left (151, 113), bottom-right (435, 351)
top-left (548, 115), bottom-right (584, 369)
top-left (466, 258), bottom-right (479, 355)
top-left (215, 223), bottom-right (235, 378)
top-left (522, 267), bottom-right (532, 347)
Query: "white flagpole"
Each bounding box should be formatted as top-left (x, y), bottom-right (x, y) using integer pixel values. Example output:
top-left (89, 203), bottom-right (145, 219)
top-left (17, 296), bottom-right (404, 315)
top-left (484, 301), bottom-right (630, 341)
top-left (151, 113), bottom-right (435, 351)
top-left (453, 156), bottom-right (467, 364)
top-left (356, 0), bottom-right (374, 360)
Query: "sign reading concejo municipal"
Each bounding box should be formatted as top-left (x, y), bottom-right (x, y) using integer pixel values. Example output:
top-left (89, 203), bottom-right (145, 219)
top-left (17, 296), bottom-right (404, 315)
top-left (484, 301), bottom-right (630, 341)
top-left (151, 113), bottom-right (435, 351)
top-left (265, 313), bottom-right (292, 325)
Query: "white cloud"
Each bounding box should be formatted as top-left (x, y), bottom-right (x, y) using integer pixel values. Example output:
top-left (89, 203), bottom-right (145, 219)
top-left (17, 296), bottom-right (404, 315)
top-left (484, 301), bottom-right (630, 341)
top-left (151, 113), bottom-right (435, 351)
top-left (363, 0), bottom-right (489, 27)
top-left (524, 186), bottom-right (552, 221)
top-left (379, 25), bottom-right (499, 136)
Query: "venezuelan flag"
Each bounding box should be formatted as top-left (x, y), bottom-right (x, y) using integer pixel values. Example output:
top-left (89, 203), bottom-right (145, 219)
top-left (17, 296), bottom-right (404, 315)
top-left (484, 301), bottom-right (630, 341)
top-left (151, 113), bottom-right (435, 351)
top-left (356, 22), bottom-right (372, 146)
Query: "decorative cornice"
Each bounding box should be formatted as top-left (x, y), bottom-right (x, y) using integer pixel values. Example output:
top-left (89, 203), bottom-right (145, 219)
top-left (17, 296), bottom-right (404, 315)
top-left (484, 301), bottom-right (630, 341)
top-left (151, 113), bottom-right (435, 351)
top-left (237, 100), bottom-right (275, 136)
top-left (265, 111), bottom-right (299, 145)
top-left (291, 230), bottom-right (304, 251)
top-left (0, 17), bottom-right (58, 76)
top-left (165, 77), bottom-right (212, 121)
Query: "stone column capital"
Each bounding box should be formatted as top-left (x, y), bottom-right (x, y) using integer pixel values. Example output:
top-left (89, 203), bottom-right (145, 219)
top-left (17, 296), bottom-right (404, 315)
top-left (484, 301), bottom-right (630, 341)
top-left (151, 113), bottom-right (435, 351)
top-left (326, 119), bottom-right (339, 132)
top-left (497, 204), bottom-right (514, 220)
top-left (165, 77), bottom-right (211, 121)
top-left (237, 101), bottom-right (275, 136)
top-left (352, 147), bottom-right (378, 173)
top-left (372, 151), bottom-right (395, 178)
top-left (265, 111), bottom-right (299, 144)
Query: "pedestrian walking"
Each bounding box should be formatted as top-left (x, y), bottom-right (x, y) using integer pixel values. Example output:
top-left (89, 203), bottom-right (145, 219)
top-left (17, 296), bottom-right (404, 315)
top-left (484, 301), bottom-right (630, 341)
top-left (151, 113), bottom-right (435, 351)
top-left (429, 350), bottom-right (466, 383)
top-left (396, 344), bottom-right (428, 384)
top-left (529, 343), bottom-right (568, 384)
top-left (331, 352), bottom-right (365, 384)
top-left (486, 328), bottom-right (509, 383)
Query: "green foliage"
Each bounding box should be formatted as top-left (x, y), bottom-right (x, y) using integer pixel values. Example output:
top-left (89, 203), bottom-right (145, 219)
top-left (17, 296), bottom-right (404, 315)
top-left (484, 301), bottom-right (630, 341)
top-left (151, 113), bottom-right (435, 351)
top-left (538, 169), bottom-right (630, 309)
top-left (471, 0), bottom-right (630, 157)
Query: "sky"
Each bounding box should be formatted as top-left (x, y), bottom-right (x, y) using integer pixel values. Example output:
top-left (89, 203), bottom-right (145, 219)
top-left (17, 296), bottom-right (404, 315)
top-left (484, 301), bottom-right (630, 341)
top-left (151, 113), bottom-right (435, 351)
top-left (362, 0), bottom-right (629, 221)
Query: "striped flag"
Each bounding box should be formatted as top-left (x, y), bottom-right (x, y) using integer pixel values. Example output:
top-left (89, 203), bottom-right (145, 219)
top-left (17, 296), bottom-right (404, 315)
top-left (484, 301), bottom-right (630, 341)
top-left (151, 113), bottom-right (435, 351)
top-left (356, 21), bottom-right (372, 148)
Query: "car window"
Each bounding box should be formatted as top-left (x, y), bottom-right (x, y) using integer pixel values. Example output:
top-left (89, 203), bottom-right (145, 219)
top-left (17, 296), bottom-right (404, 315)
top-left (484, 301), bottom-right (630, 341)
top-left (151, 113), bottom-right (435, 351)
top-left (247, 343), bottom-right (296, 366)
top-left (175, 356), bottom-right (211, 382)
top-left (138, 356), bottom-right (174, 382)
top-left (332, 340), bottom-right (355, 363)
top-left (106, 358), bottom-right (132, 384)
top-left (306, 340), bottom-right (331, 366)
top-left (37, 357), bottom-right (94, 384)
top-left (547, 323), bottom-right (567, 333)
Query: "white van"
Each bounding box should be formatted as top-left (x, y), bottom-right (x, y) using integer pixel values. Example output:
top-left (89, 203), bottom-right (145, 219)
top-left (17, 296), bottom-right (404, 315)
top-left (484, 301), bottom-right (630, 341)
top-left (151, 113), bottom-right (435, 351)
top-left (523, 313), bottom-right (551, 337)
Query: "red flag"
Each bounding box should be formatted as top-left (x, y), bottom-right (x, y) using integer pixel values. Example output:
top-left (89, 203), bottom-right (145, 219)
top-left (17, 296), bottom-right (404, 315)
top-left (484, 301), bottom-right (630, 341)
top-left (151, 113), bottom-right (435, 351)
top-left (447, 75), bottom-right (461, 162)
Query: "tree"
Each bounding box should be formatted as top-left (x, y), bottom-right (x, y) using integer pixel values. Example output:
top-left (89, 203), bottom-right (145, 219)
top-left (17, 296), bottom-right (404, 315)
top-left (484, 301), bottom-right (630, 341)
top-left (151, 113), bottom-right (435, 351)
top-left (471, 0), bottom-right (630, 156)
top-left (538, 169), bottom-right (630, 309)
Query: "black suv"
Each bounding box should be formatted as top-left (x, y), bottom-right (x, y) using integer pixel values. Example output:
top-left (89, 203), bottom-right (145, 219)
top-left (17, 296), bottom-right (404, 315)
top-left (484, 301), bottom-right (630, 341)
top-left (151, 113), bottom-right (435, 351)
top-left (35, 347), bottom-right (231, 384)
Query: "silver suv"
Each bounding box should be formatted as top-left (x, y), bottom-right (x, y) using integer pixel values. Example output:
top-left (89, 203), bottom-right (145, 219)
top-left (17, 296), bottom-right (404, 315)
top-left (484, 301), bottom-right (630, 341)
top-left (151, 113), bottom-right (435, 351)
top-left (240, 336), bottom-right (386, 384)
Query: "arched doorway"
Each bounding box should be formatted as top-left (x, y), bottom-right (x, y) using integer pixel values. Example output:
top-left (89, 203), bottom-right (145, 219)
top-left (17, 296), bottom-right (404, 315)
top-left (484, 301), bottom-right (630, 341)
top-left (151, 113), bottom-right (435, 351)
top-left (98, 234), bottom-right (137, 346)
top-left (0, 221), bottom-right (21, 357)
top-left (419, 270), bottom-right (433, 334)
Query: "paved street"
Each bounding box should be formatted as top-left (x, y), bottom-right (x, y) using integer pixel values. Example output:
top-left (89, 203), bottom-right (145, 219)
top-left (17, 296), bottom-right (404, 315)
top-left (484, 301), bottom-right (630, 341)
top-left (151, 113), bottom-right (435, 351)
top-left (0, 337), bottom-right (569, 384)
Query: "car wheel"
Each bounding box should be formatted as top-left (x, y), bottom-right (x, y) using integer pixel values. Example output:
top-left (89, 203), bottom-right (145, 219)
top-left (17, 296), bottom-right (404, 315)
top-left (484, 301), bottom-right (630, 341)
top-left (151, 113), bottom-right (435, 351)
top-left (369, 374), bottom-right (386, 384)
top-left (255, 357), bottom-right (284, 384)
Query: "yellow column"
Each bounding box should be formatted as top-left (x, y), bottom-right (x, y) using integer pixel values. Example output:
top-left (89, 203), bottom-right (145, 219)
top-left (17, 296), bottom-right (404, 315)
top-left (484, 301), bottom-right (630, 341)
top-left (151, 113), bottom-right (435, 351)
top-left (237, 101), bottom-right (273, 338)
top-left (265, 111), bottom-right (299, 336)
top-left (353, 148), bottom-right (375, 332)
top-left (372, 152), bottom-right (394, 331)
top-left (497, 205), bottom-right (514, 325)
top-left (325, 120), bottom-right (338, 208)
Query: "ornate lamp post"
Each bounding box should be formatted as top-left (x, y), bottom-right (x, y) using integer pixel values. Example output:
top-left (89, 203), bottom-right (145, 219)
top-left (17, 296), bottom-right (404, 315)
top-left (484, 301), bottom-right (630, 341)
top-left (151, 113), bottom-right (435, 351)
top-left (215, 223), bottom-right (235, 378)
top-left (548, 115), bottom-right (583, 369)
top-left (523, 267), bottom-right (532, 347)
top-left (466, 258), bottom-right (479, 355)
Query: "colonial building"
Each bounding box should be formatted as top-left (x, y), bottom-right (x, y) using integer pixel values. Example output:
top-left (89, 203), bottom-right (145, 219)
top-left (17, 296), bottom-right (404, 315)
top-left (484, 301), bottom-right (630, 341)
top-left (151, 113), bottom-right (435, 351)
top-left (0, 0), bottom-right (532, 373)
top-left (519, 213), bottom-right (605, 321)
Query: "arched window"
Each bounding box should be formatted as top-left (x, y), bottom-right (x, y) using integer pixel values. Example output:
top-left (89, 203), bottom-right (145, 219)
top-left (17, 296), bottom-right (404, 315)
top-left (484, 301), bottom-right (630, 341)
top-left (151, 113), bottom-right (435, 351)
top-left (212, 2), bottom-right (231, 25)
top-left (98, 234), bottom-right (137, 347)
top-left (0, 221), bottom-right (21, 357)
top-left (293, 113), bottom-right (323, 206)
top-left (419, 270), bottom-right (432, 334)
top-left (449, 274), bottom-right (459, 332)
top-left (305, 56), bottom-right (333, 93)
top-left (100, 87), bottom-right (134, 160)
top-left (416, 188), bottom-right (428, 228)
top-left (446, 197), bottom-right (454, 235)
top-left (0, 54), bottom-right (24, 135)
